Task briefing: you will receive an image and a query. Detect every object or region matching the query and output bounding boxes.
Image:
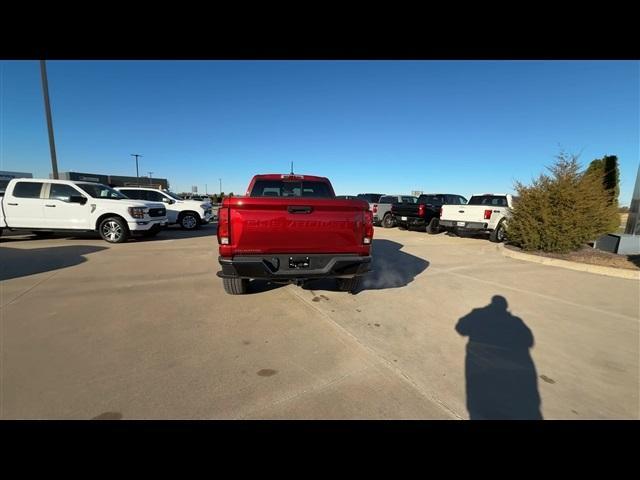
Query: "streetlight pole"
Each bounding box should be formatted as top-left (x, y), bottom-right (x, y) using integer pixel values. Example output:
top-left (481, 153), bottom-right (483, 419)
top-left (131, 154), bottom-right (142, 185)
top-left (39, 60), bottom-right (59, 179)
top-left (148, 171), bottom-right (153, 186)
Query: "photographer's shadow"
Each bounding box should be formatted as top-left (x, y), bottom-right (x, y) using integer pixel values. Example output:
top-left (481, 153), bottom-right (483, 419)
top-left (455, 295), bottom-right (543, 420)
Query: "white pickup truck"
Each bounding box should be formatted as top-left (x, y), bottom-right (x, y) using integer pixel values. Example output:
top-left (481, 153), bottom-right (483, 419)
top-left (0, 178), bottom-right (168, 243)
top-left (115, 187), bottom-right (213, 230)
top-left (439, 193), bottom-right (517, 243)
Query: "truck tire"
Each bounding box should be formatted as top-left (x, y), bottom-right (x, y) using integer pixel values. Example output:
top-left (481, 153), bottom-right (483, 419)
top-left (223, 277), bottom-right (249, 295)
top-left (99, 217), bottom-right (129, 243)
top-left (382, 213), bottom-right (395, 228)
top-left (337, 276), bottom-right (360, 293)
top-left (426, 217), bottom-right (440, 234)
top-left (489, 220), bottom-right (506, 243)
top-left (179, 212), bottom-right (200, 230)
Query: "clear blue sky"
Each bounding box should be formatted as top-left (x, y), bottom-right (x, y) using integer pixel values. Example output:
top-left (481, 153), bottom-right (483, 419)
top-left (1, 60), bottom-right (638, 204)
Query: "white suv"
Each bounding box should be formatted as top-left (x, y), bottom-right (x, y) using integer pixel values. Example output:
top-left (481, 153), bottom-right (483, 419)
top-left (116, 187), bottom-right (213, 230)
top-left (0, 179), bottom-right (168, 243)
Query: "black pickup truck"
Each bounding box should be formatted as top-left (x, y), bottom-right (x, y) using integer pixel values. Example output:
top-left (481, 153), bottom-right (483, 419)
top-left (391, 193), bottom-right (468, 233)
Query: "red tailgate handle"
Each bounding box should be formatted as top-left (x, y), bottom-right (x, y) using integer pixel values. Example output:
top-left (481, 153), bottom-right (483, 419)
top-left (287, 205), bottom-right (313, 214)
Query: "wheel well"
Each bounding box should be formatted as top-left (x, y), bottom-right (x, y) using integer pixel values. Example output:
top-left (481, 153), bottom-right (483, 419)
top-left (95, 213), bottom-right (128, 231)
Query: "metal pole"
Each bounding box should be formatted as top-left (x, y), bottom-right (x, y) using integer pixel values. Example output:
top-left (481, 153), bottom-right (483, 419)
top-left (219, 178), bottom-right (222, 195)
top-left (131, 154), bottom-right (142, 185)
top-left (148, 172), bottom-right (153, 186)
top-left (40, 60), bottom-right (59, 179)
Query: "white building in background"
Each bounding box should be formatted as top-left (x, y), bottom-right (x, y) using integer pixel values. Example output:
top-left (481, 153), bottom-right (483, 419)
top-left (0, 171), bottom-right (33, 195)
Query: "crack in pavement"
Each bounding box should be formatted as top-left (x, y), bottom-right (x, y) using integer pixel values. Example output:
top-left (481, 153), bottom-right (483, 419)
top-left (285, 286), bottom-right (463, 420)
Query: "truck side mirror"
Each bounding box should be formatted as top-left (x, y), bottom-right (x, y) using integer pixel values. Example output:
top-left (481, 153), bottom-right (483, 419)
top-left (69, 195), bottom-right (87, 205)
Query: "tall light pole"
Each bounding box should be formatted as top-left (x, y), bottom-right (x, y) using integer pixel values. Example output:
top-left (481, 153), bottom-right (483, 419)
top-left (148, 171), bottom-right (153, 186)
top-left (40, 60), bottom-right (59, 179)
top-left (131, 154), bottom-right (142, 185)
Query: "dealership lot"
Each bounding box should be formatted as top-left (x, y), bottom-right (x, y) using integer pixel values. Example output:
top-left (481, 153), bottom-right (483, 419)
top-left (1, 225), bottom-right (638, 419)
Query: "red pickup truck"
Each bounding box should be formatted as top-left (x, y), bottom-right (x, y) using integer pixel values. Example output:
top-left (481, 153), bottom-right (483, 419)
top-left (216, 174), bottom-right (373, 295)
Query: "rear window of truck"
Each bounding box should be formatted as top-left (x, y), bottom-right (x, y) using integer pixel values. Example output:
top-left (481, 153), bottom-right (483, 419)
top-left (250, 180), bottom-right (333, 198)
top-left (468, 195), bottom-right (508, 206)
top-left (357, 194), bottom-right (382, 203)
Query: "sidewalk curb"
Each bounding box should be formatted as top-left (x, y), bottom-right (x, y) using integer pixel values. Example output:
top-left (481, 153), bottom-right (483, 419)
top-left (498, 244), bottom-right (640, 280)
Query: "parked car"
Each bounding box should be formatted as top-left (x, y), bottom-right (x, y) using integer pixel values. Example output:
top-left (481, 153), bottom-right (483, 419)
top-left (216, 174), bottom-right (373, 295)
top-left (439, 193), bottom-right (517, 242)
top-left (375, 195), bottom-right (418, 227)
top-left (392, 193), bottom-right (467, 233)
top-left (116, 187), bottom-right (213, 230)
top-left (0, 179), bottom-right (168, 243)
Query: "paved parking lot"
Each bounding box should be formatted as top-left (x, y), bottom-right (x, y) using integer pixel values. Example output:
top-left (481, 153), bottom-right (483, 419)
top-left (1, 225), bottom-right (638, 419)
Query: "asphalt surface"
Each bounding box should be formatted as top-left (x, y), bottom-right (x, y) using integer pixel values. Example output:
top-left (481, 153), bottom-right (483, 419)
top-left (1, 224), bottom-right (638, 419)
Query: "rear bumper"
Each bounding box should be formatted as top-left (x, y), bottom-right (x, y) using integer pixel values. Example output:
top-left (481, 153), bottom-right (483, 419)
top-left (440, 220), bottom-right (489, 230)
top-left (217, 254), bottom-right (372, 280)
top-left (394, 215), bottom-right (426, 227)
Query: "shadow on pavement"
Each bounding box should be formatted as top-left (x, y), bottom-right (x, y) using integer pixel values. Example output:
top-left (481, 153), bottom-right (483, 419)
top-left (135, 223), bottom-right (218, 242)
top-left (628, 255), bottom-right (640, 268)
top-left (302, 238), bottom-right (429, 294)
top-left (0, 223), bottom-right (218, 243)
top-left (0, 245), bottom-right (107, 281)
top-left (455, 295), bottom-right (543, 420)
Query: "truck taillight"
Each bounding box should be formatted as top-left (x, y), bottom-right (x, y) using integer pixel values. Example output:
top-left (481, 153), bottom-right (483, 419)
top-left (418, 204), bottom-right (425, 217)
top-left (484, 209), bottom-right (492, 220)
top-left (364, 210), bottom-right (374, 244)
top-left (217, 206), bottom-right (230, 244)
top-left (372, 204), bottom-right (378, 214)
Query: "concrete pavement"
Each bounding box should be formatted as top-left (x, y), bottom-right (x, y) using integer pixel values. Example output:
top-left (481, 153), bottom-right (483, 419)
top-left (1, 225), bottom-right (638, 419)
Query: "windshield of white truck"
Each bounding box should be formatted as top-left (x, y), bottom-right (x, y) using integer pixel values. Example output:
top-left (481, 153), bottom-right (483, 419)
top-left (468, 195), bottom-right (508, 206)
top-left (165, 191), bottom-right (184, 200)
top-left (250, 180), bottom-right (334, 198)
top-left (76, 183), bottom-right (128, 199)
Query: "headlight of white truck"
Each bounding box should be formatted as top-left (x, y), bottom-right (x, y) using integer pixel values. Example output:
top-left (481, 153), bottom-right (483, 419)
top-left (128, 207), bottom-right (147, 219)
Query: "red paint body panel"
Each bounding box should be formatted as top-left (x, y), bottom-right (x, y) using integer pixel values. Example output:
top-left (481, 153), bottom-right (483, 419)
top-left (218, 175), bottom-right (372, 257)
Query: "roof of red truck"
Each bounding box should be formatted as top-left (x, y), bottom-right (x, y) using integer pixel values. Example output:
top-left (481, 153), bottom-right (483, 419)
top-left (251, 174), bottom-right (330, 182)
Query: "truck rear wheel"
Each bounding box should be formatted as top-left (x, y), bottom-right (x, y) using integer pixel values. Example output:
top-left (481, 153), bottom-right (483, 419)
top-left (223, 277), bottom-right (249, 295)
top-left (426, 218), bottom-right (440, 234)
top-left (489, 220), bottom-right (506, 243)
top-left (382, 213), bottom-right (395, 228)
top-left (337, 276), bottom-right (360, 293)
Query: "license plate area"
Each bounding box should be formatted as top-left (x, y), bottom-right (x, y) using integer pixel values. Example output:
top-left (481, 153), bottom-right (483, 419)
top-left (457, 221), bottom-right (465, 226)
top-left (401, 216), bottom-right (407, 221)
top-left (289, 256), bottom-right (310, 269)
